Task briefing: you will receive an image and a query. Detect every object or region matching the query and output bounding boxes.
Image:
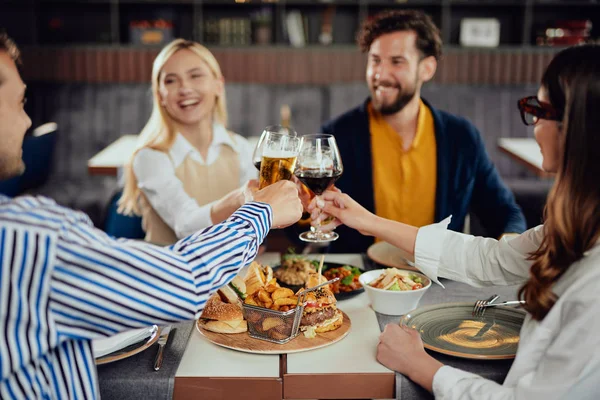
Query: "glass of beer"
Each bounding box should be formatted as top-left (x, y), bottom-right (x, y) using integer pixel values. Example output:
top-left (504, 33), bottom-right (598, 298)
top-left (294, 134), bottom-right (343, 243)
top-left (258, 131), bottom-right (300, 189)
top-left (252, 125), bottom-right (297, 171)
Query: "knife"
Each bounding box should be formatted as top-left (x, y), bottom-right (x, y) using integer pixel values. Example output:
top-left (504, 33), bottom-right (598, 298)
top-left (153, 325), bottom-right (172, 371)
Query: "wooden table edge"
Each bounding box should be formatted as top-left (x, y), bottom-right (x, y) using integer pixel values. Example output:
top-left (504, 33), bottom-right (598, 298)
top-left (174, 376), bottom-right (282, 400)
top-left (283, 372), bottom-right (395, 399)
top-left (87, 164), bottom-right (118, 177)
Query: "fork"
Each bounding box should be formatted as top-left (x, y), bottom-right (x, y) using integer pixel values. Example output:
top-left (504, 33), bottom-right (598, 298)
top-left (472, 294), bottom-right (499, 318)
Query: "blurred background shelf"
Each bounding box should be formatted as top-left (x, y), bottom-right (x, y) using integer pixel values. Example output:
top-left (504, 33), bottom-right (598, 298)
top-left (2, 0), bottom-right (597, 49)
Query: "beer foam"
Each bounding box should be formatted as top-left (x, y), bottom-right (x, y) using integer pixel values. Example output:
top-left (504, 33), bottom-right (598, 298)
top-left (262, 149), bottom-right (298, 158)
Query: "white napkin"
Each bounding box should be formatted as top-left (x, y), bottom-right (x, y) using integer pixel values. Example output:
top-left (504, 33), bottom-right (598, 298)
top-left (92, 326), bottom-right (157, 359)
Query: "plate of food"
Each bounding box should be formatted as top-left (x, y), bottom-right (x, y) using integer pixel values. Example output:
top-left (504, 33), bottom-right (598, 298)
top-left (400, 302), bottom-right (525, 360)
top-left (272, 252), bottom-right (364, 300)
top-left (367, 241), bottom-right (418, 271)
top-left (196, 262), bottom-right (351, 354)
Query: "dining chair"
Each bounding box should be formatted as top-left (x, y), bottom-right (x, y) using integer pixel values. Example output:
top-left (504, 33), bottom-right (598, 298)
top-left (0, 122), bottom-right (58, 197)
top-left (103, 190), bottom-right (145, 240)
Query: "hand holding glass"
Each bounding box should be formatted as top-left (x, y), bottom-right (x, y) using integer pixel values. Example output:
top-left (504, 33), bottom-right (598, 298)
top-left (294, 134), bottom-right (343, 243)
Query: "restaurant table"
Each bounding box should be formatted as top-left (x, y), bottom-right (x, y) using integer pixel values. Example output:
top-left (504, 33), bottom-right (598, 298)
top-left (497, 137), bottom-right (551, 178)
top-left (97, 253), bottom-right (524, 399)
top-left (88, 135), bottom-right (138, 176)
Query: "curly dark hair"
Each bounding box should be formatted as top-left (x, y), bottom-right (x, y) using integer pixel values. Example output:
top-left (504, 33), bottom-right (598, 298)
top-left (0, 32), bottom-right (21, 64)
top-left (357, 10), bottom-right (442, 60)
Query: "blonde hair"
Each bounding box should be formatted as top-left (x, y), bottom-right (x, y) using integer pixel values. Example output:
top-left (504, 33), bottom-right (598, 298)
top-left (118, 39), bottom-right (228, 215)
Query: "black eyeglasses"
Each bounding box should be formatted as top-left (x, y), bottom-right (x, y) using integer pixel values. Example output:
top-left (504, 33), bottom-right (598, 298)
top-left (517, 96), bottom-right (561, 126)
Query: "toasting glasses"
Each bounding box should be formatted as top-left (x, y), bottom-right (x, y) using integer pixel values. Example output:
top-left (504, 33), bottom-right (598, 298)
top-left (252, 125), bottom-right (297, 171)
top-left (294, 134), bottom-right (343, 243)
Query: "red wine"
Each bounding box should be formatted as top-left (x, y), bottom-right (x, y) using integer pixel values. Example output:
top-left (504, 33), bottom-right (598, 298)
top-left (295, 170), bottom-right (342, 195)
top-left (253, 161), bottom-right (261, 171)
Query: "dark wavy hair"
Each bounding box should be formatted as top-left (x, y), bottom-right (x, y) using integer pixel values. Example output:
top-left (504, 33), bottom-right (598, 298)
top-left (357, 9), bottom-right (442, 60)
top-left (0, 32), bottom-right (21, 64)
top-left (519, 44), bottom-right (600, 321)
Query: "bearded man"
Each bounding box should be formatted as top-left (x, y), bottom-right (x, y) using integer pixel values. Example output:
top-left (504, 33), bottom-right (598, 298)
top-left (320, 10), bottom-right (526, 253)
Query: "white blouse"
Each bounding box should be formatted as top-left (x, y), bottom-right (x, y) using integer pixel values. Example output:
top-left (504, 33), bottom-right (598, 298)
top-left (133, 124), bottom-right (257, 238)
top-left (415, 219), bottom-right (600, 400)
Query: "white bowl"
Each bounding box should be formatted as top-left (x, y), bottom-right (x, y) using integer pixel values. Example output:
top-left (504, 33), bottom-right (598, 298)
top-left (359, 269), bottom-right (431, 316)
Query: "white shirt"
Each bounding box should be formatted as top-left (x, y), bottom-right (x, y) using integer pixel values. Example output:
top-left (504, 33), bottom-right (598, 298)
top-left (415, 219), bottom-right (600, 400)
top-left (133, 124), bottom-right (257, 238)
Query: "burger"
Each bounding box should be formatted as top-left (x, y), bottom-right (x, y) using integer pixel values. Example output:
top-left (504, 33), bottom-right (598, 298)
top-left (244, 262), bottom-right (273, 296)
top-left (300, 272), bottom-right (343, 338)
top-left (198, 277), bottom-right (248, 334)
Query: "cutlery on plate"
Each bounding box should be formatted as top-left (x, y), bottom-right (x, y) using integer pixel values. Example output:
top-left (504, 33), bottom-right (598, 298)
top-left (153, 325), bottom-right (172, 371)
top-left (482, 300), bottom-right (525, 308)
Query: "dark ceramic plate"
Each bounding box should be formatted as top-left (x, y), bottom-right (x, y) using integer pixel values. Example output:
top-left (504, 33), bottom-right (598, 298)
top-left (272, 261), bottom-right (365, 301)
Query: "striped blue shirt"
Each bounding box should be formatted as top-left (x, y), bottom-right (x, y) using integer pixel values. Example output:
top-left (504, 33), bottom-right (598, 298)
top-left (0, 195), bottom-right (272, 399)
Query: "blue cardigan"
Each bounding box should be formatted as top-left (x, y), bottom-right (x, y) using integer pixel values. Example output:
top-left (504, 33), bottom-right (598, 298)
top-left (320, 99), bottom-right (526, 254)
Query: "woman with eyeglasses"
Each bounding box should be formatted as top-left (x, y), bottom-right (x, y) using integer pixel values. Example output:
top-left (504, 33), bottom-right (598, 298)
top-left (310, 44), bottom-right (600, 399)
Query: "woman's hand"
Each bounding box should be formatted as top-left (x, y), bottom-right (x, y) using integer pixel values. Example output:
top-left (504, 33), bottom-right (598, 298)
top-left (308, 190), bottom-right (378, 236)
top-left (377, 324), bottom-right (443, 393)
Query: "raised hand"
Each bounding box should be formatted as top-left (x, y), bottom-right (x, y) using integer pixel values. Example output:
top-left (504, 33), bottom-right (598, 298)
top-left (253, 180), bottom-right (303, 229)
top-left (308, 190), bottom-right (377, 236)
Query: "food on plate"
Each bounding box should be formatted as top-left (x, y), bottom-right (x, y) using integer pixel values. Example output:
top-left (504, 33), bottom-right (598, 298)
top-left (368, 268), bottom-right (426, 291)
top-left (198, 288), bottom-right (247, 334)
top-left (274, 254), bottom-right (318, 286)
top-left (300, 271), bottom-right (343, 338)
top-left (244, 262), bottom-right (274, 296)
top-left (322, 265), bottom-right (362, 293)
top-left (244, 285), bottom-right (298, 312)
top-left (229, 276), bottom-right (247, 300)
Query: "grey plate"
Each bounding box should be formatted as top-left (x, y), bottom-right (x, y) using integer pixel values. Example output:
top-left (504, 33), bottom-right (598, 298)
top-left (400, 302), bottom-right (526, 360)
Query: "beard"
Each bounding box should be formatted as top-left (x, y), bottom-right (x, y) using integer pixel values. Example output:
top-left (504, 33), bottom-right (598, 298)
top-left (0, 155), bottom-right (25, 181)
top-left (371, 78), bottom-right (418, 116)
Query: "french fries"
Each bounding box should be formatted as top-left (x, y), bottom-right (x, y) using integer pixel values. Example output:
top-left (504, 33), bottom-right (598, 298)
top-left (244, 280), bottom-right (298, 311)
top-left (242, 263), bottom-right (300, 341)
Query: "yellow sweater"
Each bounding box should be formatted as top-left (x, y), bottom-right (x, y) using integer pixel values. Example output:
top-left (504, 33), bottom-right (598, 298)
top-left (369, 100), bottom-right (437, 230)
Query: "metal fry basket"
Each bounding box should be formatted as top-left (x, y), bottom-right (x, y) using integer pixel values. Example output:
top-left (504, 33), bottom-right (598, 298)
top-left (242, 278), bottom-right (339, 344)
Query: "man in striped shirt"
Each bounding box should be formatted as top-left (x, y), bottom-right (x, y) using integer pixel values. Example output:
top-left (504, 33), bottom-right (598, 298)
top-left (0, 33), bottom-right (303, 399)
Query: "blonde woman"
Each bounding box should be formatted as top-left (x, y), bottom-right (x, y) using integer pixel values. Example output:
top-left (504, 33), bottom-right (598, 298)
top-left (119, 39), bottom-right (257, 245)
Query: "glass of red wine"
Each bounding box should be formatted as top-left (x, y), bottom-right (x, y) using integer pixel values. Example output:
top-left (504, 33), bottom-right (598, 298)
top-left (295, 134), bottom-right (343, 243)
top-left (252, 125), bottom-right (297, 171)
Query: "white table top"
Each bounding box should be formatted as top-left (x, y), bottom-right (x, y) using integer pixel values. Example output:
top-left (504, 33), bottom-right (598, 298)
top-left (176, 329), bottom-right (280, 378)
top-left (497, 137), bottom-right (548, 177)
top-left (87, 135), bottom-right (138, 176)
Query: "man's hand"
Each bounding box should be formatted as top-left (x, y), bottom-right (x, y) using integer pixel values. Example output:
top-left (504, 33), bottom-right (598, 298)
top-left (253, 180), bottom-right (303, 229)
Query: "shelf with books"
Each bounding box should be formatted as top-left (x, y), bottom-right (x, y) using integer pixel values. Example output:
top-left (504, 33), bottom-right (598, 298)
top-left (531, 4), bottom-right (599, 46)
top-left (281, 4), bottom-right (361, 46)
top-left (2, 0), bottom-right (597, 51)
top-left (201, 4), bottom-right (278, 46)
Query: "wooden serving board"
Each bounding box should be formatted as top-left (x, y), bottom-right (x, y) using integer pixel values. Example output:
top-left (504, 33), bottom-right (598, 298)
top-left (196, 311), bottom-right (351, 354)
